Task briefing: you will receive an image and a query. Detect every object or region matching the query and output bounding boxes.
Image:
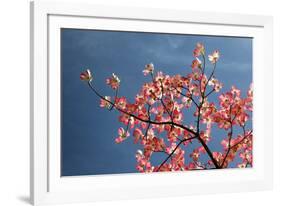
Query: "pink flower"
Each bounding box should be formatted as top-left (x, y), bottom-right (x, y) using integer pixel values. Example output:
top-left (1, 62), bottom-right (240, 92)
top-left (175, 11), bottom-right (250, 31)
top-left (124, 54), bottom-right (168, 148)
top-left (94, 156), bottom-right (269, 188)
top-left (182, 97), bottom-right (192, 108)
top-left (231, 86), bottom-right (241, 97)
top-left (165, 143), bottom-right (177, 154)
top-left (115, 127), bottom-right (130, 144)
top-left (100, 96), bottom-right (111, 109)
top-left (208, 50), bottom-right (220, 64)
top-left (154, 71), bottom-right (165, 82)
top-left (106, 73), bottom-right (120, 90)
top-left (172, 109), bottom-right (183, 123)
top-left (190, 149), bottom-right (200, 161)
top-left (200, 131), bottom-right (211, 143)
top-left (191, 58), bottom-right (202, 69)
top-left (237, 113), bottom-right (249, 126)
top-left (208, 78), bottom-right (223, 92)
top-left (119, 114), bottom-right (135, 128)
top-left (115, 97), bottom-right (127, 110)
top-left (80, 69), bottom-right (92, 81)
top-left (193, 42), bottom-right (205, 57)
top-left (135, 150), bottom-right (154, 173)
top-left (167, 127), bottom-right (181, 142)
top-left (218, 92), bottom-right (233, 108)
top-left (143, 63), bottom-right (154, 76)
top-left (133, 128), bottom-right (143, 143)
top-left (248, 83), bottom-right (253, 98)
top-left (212, 151), bottom-right (223, 164)
top-left (221, 139), bottom-right (230, 150)
top-left (189, 84), bottom-right (200, 96)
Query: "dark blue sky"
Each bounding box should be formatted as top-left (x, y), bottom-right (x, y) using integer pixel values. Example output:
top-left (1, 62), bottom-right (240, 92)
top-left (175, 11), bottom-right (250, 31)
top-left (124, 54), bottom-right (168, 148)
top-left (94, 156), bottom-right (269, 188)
top-left (61, 29), bottom-right (252, 176)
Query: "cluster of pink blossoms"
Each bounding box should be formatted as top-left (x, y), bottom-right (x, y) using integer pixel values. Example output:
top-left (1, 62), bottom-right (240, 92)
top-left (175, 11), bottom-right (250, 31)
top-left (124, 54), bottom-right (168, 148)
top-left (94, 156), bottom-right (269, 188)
top-left (81, 42), bottom-right (253, 172)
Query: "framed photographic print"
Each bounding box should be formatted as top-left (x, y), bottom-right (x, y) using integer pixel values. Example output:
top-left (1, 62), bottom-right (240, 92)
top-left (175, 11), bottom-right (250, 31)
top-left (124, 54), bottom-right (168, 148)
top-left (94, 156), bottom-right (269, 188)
top-left (30, 1), bottom-right (273, 205)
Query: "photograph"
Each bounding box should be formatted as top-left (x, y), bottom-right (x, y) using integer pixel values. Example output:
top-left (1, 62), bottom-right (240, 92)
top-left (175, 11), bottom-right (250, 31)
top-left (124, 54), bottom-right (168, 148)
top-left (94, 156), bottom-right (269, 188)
top-left (26, 1), bottom-right (276, 205)
top-left (61, 29), bottom-right (253, 176)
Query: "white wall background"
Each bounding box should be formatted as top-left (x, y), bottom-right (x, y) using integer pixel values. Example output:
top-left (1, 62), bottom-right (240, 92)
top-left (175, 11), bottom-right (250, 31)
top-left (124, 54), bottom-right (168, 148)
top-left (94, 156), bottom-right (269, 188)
top-left (0, 0), bottom-right (280, 205)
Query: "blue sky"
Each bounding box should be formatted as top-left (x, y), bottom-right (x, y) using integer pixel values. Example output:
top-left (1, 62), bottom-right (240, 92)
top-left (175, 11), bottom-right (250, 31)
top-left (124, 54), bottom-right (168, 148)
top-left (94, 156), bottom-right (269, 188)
top-left (61, 29), bottom-right (252, 176)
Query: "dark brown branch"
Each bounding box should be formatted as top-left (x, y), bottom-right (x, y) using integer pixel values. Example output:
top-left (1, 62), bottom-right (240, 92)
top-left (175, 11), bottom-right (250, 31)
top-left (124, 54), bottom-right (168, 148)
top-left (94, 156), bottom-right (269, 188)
top-left (152, 150), bottom-right (169, 155)
top-left (156, 136), bottom-right (197, 172)
top-left (197, 136), bottom-right (220, 168)
top-left (87, 81), bottom-right (197, 136)
top-left (204, 61), bottom-right (217, 93)
top-left (125, 117), bottom-right (131, 133)
top-left (143, 123), bottom-right (151, 141)
top-left (205, 88), bottom-right (215, 98)
top-left (159, 81), bottom-right (174, 120)
top-left (160, 98), bottom-right (173, 120)
top-left (109, 87), bottom-right (119, 111)
top-left (220, 108), bottom-right (248, 167)
top-left (193, 56), bottom-right (220, 169)
top-left (143, 105), bottom-right (152, 140)
top-left (220, 106), bottom-right (234, 168)
top-left (229, 130), bottom-right (252, 151)
top-left (174, 87), bottom-right (199, 108)
top-left (202, 54), bottom-right (206, 75)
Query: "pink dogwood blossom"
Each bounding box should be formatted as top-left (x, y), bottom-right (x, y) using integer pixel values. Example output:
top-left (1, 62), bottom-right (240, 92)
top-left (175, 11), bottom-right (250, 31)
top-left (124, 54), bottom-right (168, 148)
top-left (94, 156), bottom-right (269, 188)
top-left (106, 73), bottom-right (120, 90)
top-left (208, 50), bottom-right (220, 64)
top-left (100, 96), bottom-right (111, 109)
top-left (80, 69), bottom-right (92, 81)
top-left (143, 63), bottom-right (154, 76)
top-left (115, 127), bottom-right (130, 144)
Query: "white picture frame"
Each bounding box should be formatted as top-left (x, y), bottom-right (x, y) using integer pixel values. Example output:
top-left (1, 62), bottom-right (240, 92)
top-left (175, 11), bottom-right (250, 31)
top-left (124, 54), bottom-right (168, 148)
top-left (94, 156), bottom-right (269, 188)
top-left (30, 0), bottom-right (273, 205)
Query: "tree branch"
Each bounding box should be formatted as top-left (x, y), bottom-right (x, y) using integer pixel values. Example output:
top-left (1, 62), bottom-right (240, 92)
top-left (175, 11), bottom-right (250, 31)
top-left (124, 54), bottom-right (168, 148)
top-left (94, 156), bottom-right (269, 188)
top-left (156, 136), bottom-right (197, 172)
top-left (87, 81), bottom-right (197, 136)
